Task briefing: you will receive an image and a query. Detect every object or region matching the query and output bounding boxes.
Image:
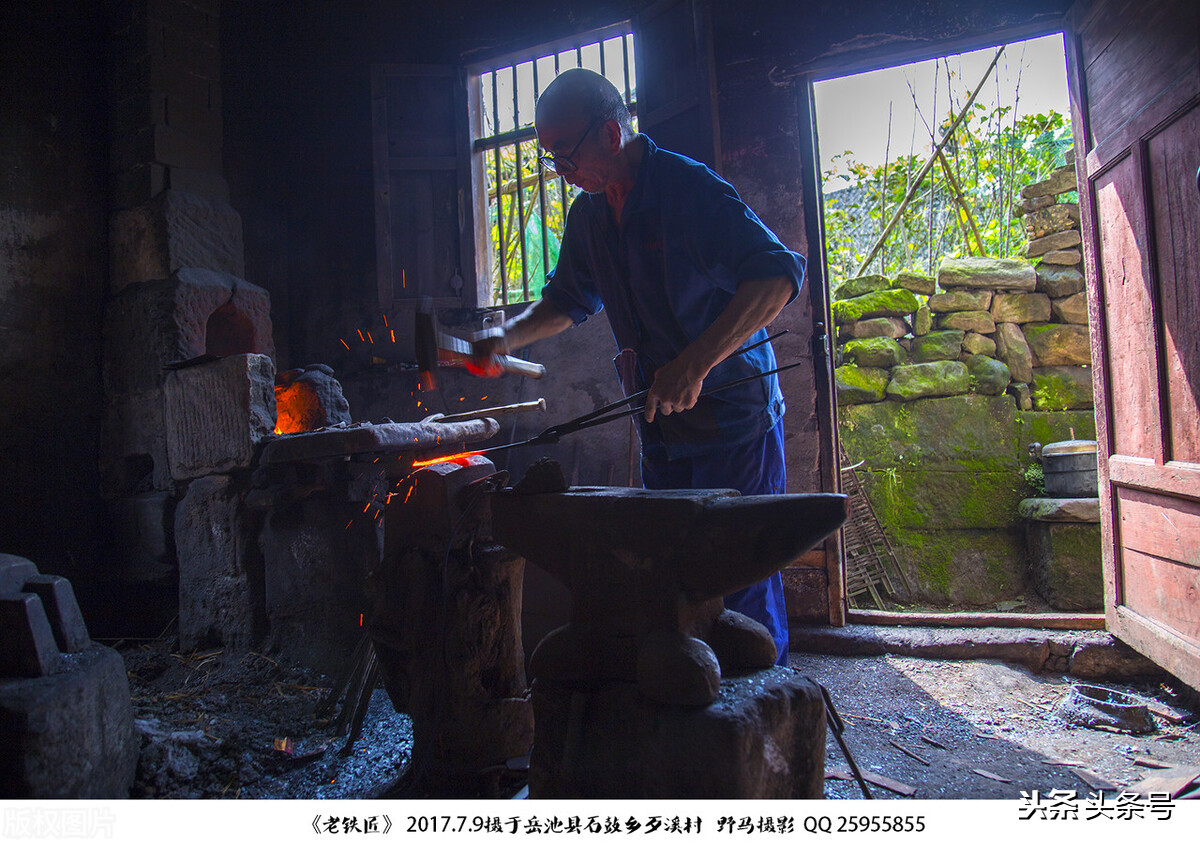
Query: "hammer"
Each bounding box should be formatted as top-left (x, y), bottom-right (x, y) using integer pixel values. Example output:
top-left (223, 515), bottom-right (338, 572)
top-left (414, 304), bottom-right (546, 389)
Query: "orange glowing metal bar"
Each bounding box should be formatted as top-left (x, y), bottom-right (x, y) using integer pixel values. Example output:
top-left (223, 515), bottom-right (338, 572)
top-left (410, 451), bottom-right (483, 469)
top-left (340, 338), bottom-right (350, 350)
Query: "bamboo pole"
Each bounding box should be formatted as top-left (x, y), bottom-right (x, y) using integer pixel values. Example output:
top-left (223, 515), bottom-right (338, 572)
top-left (854, 45), bottom-right (1006, 277)
top-left (936, 147), bottom-right (986, 256)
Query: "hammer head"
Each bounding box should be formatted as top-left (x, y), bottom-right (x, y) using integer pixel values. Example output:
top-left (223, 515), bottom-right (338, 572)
top-left (413, 300), bottom-right (440, 389)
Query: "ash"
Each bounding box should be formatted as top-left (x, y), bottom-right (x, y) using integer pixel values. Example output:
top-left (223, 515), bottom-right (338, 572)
top-left (119, 638), bottom-right (413, 799)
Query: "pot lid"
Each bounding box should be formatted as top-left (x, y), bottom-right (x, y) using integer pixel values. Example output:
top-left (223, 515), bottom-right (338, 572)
top-left (1043, 439), bottom-right (1097, 456)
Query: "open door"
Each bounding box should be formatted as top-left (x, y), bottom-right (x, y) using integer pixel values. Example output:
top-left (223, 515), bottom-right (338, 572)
top-left (1066, 0), bottom-right (1200, 689)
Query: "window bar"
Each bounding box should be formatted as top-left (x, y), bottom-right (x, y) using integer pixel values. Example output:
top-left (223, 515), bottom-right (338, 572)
top-left (553, 53), bottom-right (569, 225)
top-left (621, 35), bottom-right (632, 107)
top-left (491, 71), bottom-right (508, 306)
top-left (598, 38), bottom-right (606, 77)
top-left (512, 64), bottom-right (530, 302)
top-left (532, 60), bottom-right (551, 292)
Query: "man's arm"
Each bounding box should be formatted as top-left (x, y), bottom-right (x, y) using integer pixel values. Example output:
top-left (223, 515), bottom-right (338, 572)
top-left (469, 297), bottom-right (574, 375)
top-left (644, 275), bottom-right (794, 422)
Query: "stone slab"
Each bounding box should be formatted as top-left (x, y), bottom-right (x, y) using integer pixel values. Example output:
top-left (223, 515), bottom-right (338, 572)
top-left (962, 331), bottom-right (996, 357)
top-left (109, 190), bottom-right (244, 293)
top-left (859, 468), bottom-right (1027, 531)
top-left (1026, 229), bottom-right (1082, 258)
top-left (1031, 366), bottom-right (1094, 410)
top-left (939, 309), bottom-right (995, 334)
top-left (842, 337), bottom-right (905, 368)
top-left (1037, 265), bottom-right (1086, 298)
top-left (0, 555), bottom-right (38, 597)
top-left (832, 288), bottom-right (921, 325)
top-left (1026, 522), bottom-right (1103, 612)
top-left (529, 669), bottom-right (825, 798)
top-left (1022, 165), bottom-right (1078, 198)
top-left (1019, 497), bottom-right (1101, 523)
top-left (0, 595), bottom-right (63, 678)
top-left (938, 257), bottom-right (1036, 291)
top-left (928, 290), bottom-right (992, 313)
top-left (1024, 324), bottom-right (1092, 367)
top-left (163, 353), bottom-right (276, 479)
top-left (0, 646), bottom-right (137, 797)
top-left (848, 317), bottom-right (909, 339)
top-left (965, 354), bottom-right (1010, 396)
top-left (835, 365), bottom-right (888, 405)
top-left (20, 576), bottom-right (90, 653)
top-left (887, 361), bottom-right (969, 401)
top-left (893, 270), bottom-right (935, 296)
top-left (991, 292), bottom-right (1051, 324)
top-left (893, 529), bottom-right (1029, 605)
top-left (260, 417), bottom-right (500, 464)
top-left (911, 330), bottom-right (964, 363)
top-left (833, 274), bottom-right (889, 300)
top-left (995, 323), bottom-right (1034, 383)
top-left (1052, 292), bottom-right (1089, 324)
top-left (1041, 249), bottom-right (1082, 265)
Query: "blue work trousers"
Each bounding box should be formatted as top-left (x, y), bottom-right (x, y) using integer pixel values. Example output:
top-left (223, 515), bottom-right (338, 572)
top-left (640, 419), bottom-right (790, 665)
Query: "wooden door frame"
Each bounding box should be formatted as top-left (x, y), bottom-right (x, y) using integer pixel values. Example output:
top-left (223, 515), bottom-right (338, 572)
top-left (794, 19), bottom-right (1106, 630)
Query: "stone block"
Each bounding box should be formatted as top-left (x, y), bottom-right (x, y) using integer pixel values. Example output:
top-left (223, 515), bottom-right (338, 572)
top-left (0, 645), bottom-right (137, 798)
top-left (529, 669), bottom-right (825, 798)
top-left (835, 365), bottom-right (888, 405)
top-left (962, 331), bottom-right (996, 356)
top-left (0, 555), bottom-right (38, 596)
top-left (893, 528), bottom-right (1028, 605)
top-left (839, 395), bottom-right (1021, 472)
top-left (913, 305), bottom-right (932, 336)
top-left (848, 317), bottom-right (909, 339)
top-left (928, 289), bottom-right (992, 313)
top-left (1019, 497), bottom-right (1101, 523)
top-left (110, 190), bottom-right (243, 293)
top-left (995, 323), bottom-right (1034, 383)
top-left (832, 288), bottom-right (920, 325)
top-left (99, 389), bottom-right (171, 497)
top-left (842, 337), bottom-right (905, 368)
top-left (103, 267), bottom-right (274, 397)
top-left (107, 491), bottom-right (175, 583)
top-left (938, 257), bottom-right (1036, 291)
top-left (939, 309), bottom-right (995, 334)
top-left (991, 292), bottom-right (1051, 324)
top-left (1037, 265), bottom-right (1086, 298)
top-left (163, 353), bottom-right (275, 479)
top-left (911, 330), bottom-right (964, 363)
top-left (0, 595), bottom-right (63, 678)
top-left (1021, 165), bottom-right (1077, 198)
top-left (1031, 366), bottom-right (1094, 410)
top-left (1016, 409), bottom-right (1097, 450)
top-left (1016, 195), bottom-right (1056, 215)
top-left (833, 274), bottom-right (889, 300)
top-left (887, 361), bottom-right (969, 401)
top-left (19, 576), bottom-right (90, 653)
top-left (1026, 522), bottom-right (1103, 611)
top-left (1052, 292), bottom-right (1089, 324)
top-left (1024, 323), bottom-right (1092, 366)
top-left (1023, 203), bottom-right (1080, 239)
top-left (1008, 382), bottom-right (1033, 411)
top-left (965, 354), bottom-right (1010, 396)
top-left (860, 468), bottom-right (1026, 531)
top-left (1041, 249), bottom-right (1082, 265)
top-left (273, 364), bottom-right (352, 433)
top-left (893, 270), bottom-right (935, 295)
top-left (175, 475), bottom-right (262, 652)
top-left (1026, 229), bottom-right (1082, 258)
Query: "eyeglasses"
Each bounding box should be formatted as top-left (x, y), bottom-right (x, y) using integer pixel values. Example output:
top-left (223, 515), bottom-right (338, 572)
top-left (537, 117), bottom-right (602, 175)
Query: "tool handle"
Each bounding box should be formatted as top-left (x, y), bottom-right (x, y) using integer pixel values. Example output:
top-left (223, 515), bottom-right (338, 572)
top-left (497, 355), bottom-right (546, 379)
top-left (435, 399), bottom-right (546, 423)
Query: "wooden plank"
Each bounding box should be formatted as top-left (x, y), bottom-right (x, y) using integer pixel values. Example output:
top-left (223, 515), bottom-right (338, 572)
top-left (1108, 455), bottom-right (1200, 500)
top-left (1146, 99), bottom-right (1200, 464)
top-left (1119, 548), bottom-right (1200, 645)
top-left (1117, 487), bottom-right (1200, 565)
top-left (846, 609), bottom-right (1106, 630)
top-left (1093, 156), bottom-right (1164, 462)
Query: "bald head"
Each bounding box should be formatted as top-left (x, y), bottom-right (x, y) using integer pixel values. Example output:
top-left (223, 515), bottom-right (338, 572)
top-left (535, 67), bottom-right (634, 138)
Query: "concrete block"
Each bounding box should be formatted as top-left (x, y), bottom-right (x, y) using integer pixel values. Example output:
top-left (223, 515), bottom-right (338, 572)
top-left (103, 268), bottom-right (273, 396)
top-left (110, 191), bottom-right (243, 292)
top-left (530, 669), bottom-right (825, 798)
top-left (164, 353), bottom-right (275, 479)
top-left (0, 555), bottom-right (39, 596)
top-left (0, 595), bottom-right (63, 678)
top-left (0, 645), bottom-right (137, 797)
top-left (20, 576), bottom-right (91, 653)
top-left (174, 475), bottom-right (262, 651)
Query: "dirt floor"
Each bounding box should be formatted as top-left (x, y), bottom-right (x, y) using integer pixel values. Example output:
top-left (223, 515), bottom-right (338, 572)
top-left (115, 636), bottom-right (1200, 800)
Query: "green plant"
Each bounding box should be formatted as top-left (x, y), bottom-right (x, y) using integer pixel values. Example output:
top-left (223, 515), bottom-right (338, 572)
top-left (1023, 462), bottom-right (1047, 496)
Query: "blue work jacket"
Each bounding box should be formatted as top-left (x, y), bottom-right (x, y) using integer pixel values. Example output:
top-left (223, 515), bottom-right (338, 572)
top-left (541, 134), bottom-right (807, 459)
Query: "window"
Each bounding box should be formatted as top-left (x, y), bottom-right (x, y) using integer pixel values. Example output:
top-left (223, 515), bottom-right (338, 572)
top-left (471, 25), bottom-right (637, 307)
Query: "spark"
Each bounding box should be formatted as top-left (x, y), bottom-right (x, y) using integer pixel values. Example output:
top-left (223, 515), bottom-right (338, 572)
top-left (366, 331), bottom-right (374, 344)
top-left (458, 397), bottom-right (465, 402)
top-left (481, 396), bottom-right (487, 400)
top-left (390, 329), bottom-right (396, 343)
top-left (411, 451), bottom-right (483, 469)
top-left (362, 503), bottom-right (371, 513)
top-left (345, 520), bottom-right (353, 530)
top-left (359, 613), bottom-right (363, 627)
top-left (382, 314), bottom-right (388, 328)
top-left (340, 338), bottom-right (350, 350)
top-left (402, 269), bottom-right (406, 288)
top-left (403, 484), bottom-right (414, 503)
top-left (357, 329), bottom-right (365, 342)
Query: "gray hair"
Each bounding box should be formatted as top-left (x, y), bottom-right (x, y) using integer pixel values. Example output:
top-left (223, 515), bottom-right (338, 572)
top-left (535, 67), bottom-right (634, 137)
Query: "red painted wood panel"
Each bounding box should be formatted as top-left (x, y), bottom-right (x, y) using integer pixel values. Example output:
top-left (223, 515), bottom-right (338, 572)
top-left (1120, 548), bottom-right (1200, 647)
top-left (1147, 102), bottom-right (1200, 464)
top-left (1117, 487), bottom-right (1200, 567)
top-left (1094, 159), bottom-right (1163, 461)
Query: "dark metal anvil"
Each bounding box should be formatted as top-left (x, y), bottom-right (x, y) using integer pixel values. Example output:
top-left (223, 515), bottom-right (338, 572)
top-left (491, 487), bottom-right (847, 707)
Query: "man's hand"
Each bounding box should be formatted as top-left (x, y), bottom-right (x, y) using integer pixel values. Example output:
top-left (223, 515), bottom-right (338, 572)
top-left (467, 328), bottom-right (507, 378)
top-left (645, 354), bottom-right (706, 423)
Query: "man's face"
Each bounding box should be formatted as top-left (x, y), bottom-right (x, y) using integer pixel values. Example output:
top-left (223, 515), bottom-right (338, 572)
top-left (537, 114), bottom-right (612, 194)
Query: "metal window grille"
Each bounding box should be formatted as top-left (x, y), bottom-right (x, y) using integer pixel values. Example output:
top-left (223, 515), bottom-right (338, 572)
top-left (474, 26), bottom-right (637, 307)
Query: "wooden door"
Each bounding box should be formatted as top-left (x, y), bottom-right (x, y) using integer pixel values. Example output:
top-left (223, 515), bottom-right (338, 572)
top-left (1066, 0), bottom-right (1200, 689)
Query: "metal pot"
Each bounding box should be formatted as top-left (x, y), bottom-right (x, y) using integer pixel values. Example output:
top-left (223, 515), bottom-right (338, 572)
top-left (1030, 439), bottom-right (1098, 498)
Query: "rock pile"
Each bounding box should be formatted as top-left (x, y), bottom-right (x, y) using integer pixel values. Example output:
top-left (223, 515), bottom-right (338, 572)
top-left (834, 166), bottom-right (1093, 412)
